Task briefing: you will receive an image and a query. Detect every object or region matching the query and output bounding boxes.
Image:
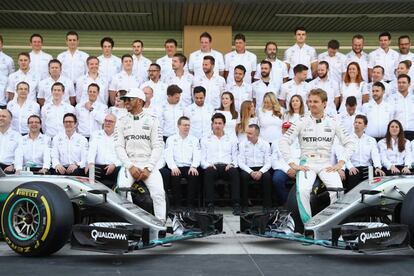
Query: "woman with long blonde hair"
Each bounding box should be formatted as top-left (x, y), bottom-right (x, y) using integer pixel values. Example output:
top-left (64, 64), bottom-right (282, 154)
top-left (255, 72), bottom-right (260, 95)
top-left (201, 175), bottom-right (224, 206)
top-left (258, 92), bottom-right (284, 143)
top-left (236, 100), bottom-right (257, 141)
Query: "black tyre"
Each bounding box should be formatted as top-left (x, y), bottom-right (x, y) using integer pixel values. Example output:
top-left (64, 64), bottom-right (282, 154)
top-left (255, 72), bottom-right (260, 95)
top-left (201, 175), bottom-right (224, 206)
top-left (1, 181), bottom-right (74, 256)
top-left (400, 188), bottom-right (414, 248)
top-left (286, 184), bottom-right (304, 233)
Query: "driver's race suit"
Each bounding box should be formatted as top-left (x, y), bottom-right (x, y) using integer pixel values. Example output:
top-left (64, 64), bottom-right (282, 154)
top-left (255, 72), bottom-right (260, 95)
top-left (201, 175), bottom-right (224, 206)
top-left (114, 110), bottom-right (166, 221)
top-left (279, 114), bottom-right (355, 223)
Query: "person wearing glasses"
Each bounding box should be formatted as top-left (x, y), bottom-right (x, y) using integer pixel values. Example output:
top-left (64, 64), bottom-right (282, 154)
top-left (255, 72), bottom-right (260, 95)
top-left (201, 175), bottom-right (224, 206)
top-left (86, 113), bottom-right (121, 188)
top-left (51, 113), bottom-right (88, 176)
top-left (140, 63), bottom-right (168, 107)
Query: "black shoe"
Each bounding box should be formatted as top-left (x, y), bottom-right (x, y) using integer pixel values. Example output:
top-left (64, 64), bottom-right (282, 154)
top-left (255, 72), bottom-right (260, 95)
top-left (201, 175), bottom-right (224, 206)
top-left (207, 204), bottom-right (215, 214)
top-left (241, 206), bottom-right (249, 215)
top-left (232, 204), bottom-right (241, 216)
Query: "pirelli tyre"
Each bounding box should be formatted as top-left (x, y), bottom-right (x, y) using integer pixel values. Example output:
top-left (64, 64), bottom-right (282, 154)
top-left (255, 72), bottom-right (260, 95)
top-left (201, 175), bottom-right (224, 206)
top-left (400, 188), bottom-right (414, 248)
top-left (1, 182), bottom-right (74, 256)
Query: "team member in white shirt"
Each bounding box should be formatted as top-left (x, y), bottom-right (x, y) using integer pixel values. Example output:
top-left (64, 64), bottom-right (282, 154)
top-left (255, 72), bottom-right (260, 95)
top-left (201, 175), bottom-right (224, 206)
top-left (142, 86), bottom-right (158, 115)
top-left (57, 31), bottom-right (89, 83)
top-left (254, 41), bottom-right (289, 85)
top-left (361, 82), bottom-right (394, 140)
top-left (188, 32), bottom-right (225, 77)
top-left (238, 124), bottom-right (272, 212)
top-left (41, 82), bottom-right (75, 137)
top-left (109, 90), bottom-right (128, 119)
top-left (318, 40), bottom-right (346, 86)
top-left (0, 73), bottom-right (7, 109)
top-left (309, 61), bottom-right (340, 115)
top-left (367, 65), bottom-right (391, 99)
top-left (86, 113), bottom-right (121, 188)
top-left (278, 64), bottom-right (310, 110)
top-left (389, 74), bottom-right (414, 141)
top-left (28, 33), bottom-right (52, 80)
top-left (368, 32), bottom-right (399, 82)
top-left (75, 83), bottom-right (108, 138)
top-left (215, 91), bottom-right (239, 139)
top-left (257, 92), bottom-right (283, 143)
top-left (37, 59), bottom-right (76, 106)
top-left (398, 35), bottom-right (414, 80)
top-left (109, 54), bottom-right (142, 106)
top-left (378, 120), bottom-right (412, 175)
top-left (165, 116), bottom-right (201, 209)
top-left (184, 86), bottom-right (214, 139)
top-left (7, 81), bottom-right (40, 134)
top-left (0, 35), bottom-right (15, 77)
top-left (337, 96), bottom-right (359, 135)
top-left (225, 65), bottom-right (253, 112)
top-left (284, 26), bottom-right (318, 80)
top-left (157, 84), bottom-right (184, 141)
top-left (343, 34), bottom-right (369, 82)
top-left (6, 52), bottom-right (40, 102)
top-left (165, 53), bottom-right (193, 107)
top-left (201, 112), bottom-right (241, 215)
top-left (192, 55), bottom-right (226, 109)
top-left (15, 115), bottom-right (51, 174)
top-left (131, 39), bottom-right (151, 82)
top-left (0, 109), bottom-right (21, 174)
top-left (51, 113), bottom-right (88, 176)
top-left (157, 38), bottom-right (178, 81)
top-left (252, 60), bottom-right (280, 109)
top-left (139, 63), bottom-right (168, 107)
top-left (389, 60), bottom-right (413, 97)
top-left (98, 37), bottom-right (121, 81)
top-left (345, 115), bottom-right (384, 191)
top-left (75, 56), bottom-right (109, 105)
top-left (339, 62), bottom-right (369, 113)
top-left (224, 33), bottom-right (257, 84)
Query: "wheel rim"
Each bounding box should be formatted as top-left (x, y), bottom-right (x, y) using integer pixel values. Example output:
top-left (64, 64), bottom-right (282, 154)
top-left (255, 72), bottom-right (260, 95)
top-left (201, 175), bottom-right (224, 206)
top-left (8, 198), bottom-right (41, 241)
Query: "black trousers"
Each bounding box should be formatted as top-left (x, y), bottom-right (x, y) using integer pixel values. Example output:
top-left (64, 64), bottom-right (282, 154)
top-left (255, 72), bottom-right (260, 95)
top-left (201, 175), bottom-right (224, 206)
top-left (94, 164), bottom-right (121, 189)
top-left (345, 166), bottom-right (368, 192)
top-left (170, 166), bottom-right (200, 207)
top-left (383, 165), bottom-right (411, 176)
top-left (51, 166), bottom-right (85, 176)
top-left (240, 167), bottom-right (272, 208)
top-left (404, 131), bottom-right (414, 141)
top-left (204, 164), bottom-right (240, 206)
top-left (159, 166), bottom-right (171, 191)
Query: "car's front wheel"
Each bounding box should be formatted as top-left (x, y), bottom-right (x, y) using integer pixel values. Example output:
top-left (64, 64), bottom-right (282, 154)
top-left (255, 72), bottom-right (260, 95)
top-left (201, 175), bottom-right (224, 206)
top-left (400, 187), bottom-right (414, 248)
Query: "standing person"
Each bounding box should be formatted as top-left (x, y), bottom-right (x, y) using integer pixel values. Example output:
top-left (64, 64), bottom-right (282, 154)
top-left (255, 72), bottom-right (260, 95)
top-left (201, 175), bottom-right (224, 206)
top-left (254, 41), bottom-right (289, 85)
top-left (225, 65), bottom-right (253, 112)
top-left (282, 94), bottom-right (305, 124)
top-left (7, 81), bottom-right (40, 134)
top-left (367, 65), bottom-right (391, 100)
top-left (0, 70), bottom-right (7, 109)
top-left (57, 31), bottom-right (89, 83)
top-left (188, 32), bottom-right (225, 77)
top-left (238, 124), bottom-right (272, 213)
top-left (37, 59), bottom-right (76, 106)
top-left (15, 115), bottom-right (51, 174)
top-left (29, 33), bottom-right (52, 80)
top-left (279, 89), bottom-right (355, 223)
top-left (345, 115), bottom-right (384, 192)
top-left (337, 96), bottom-right (359, 135)
top-left (252, 60), bottom-right (280, 109)
top-left (157, 84), bottom-right (184, 141)
top-left (98, 37), bottom-right (121, 80)
top-left (317, 39), bottom-right (346, 86)
top-left (284, 26), bottom-right (318, 80)
top-left (257, 92), bottom-right (284, 143)
top-left (378, 120), bottom-right (412, 175)
top-left (0, 109), bottom-right (21, 174)
top-left (278, 64), bottom-right (310, 110)
top-left (368, 32), bottom-right (399, 82)
top-left (397, 35), bottom-right (414, 80)
top-left (215, 92), bottom-right (239, 139)
top-left (224, 33), bottom-right (257, 84)
top-left (165, 53), bottom-right (193, 107)
top-left (0, 35), bottom-right (15, 78)
top-left (339, 62), bottom-right (369, 113)
top-left (157, 38), bottom-right (179, 81)
top-left (201, 113), bottom-right (241, 215)
top-left (343, 34), bottom-right (369, 82)
top-left (114, 88), bottom-right (166, 222)
top-left (165, 116), bottom-right (201, 209)
top-left (131, 39), bottom-right (151, 83)
top-left (140, 63), bottom-right (168, 107)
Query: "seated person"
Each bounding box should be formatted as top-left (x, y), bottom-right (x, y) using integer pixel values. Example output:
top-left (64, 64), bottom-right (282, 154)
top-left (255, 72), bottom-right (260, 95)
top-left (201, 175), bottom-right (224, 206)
top-left (15, 115), bottom-right (51, 174)
top-left (0, 109), bottom-right (21, 174)
top-left (378, 120), bottom-right (412, 175)
top-left (86, 113), bottom-right (121, 188)
top-left (165, 116), bottom-right (201, 209)
top-left (345, 114), bottom-right (385, 191)
top-left (238, 124), bottom-right (272, 212)
top-left (201, 113), bottom-right (241, 215)
top-left (51, 113), bottom-right (88, 176)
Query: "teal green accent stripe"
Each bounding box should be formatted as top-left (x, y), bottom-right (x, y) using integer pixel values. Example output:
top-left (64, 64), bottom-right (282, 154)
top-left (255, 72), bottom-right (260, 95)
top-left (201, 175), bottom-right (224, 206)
top-left (296, 159), bottom-right (311, 223)
top-left (0, 193), bottom-right (9, 202)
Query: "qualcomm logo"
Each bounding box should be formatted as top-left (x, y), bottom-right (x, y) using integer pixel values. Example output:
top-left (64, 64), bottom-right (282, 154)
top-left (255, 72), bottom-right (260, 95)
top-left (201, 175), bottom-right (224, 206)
top-left (359, 230), bottom-right (391, 243)
top-left (91, 229), bottom-right (128, 241)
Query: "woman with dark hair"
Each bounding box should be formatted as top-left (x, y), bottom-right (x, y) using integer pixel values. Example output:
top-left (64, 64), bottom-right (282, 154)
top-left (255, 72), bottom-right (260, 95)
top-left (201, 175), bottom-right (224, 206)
top-left (378, 120), bottom-right (412, 175)
top-left (215, 91), bottom-right (238, 138)
top-left (282, 94), bottom-right (305, 124)
top-left (339, 62), bottom-right (368, 113)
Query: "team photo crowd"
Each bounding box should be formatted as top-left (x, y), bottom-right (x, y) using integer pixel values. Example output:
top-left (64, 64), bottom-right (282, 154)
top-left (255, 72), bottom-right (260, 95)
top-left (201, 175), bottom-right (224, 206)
top-left (1, 27), bottom-right (414, 222)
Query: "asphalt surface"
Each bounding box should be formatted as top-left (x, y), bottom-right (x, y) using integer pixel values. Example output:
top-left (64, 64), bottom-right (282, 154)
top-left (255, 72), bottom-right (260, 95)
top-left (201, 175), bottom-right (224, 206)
top-left (1, 209), bottom-right (414, 275)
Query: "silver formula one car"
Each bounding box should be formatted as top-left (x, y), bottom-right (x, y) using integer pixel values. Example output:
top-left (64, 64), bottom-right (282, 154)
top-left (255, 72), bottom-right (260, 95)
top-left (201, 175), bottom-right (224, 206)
top-left (241, 175), bottom-right (414, 253)
top-left (0, 169), bottom-right (222, 256)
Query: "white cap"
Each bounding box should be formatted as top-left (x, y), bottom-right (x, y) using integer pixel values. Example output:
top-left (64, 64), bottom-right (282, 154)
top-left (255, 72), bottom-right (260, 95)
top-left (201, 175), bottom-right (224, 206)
top-left (121, 88), bottom-right (146, 101)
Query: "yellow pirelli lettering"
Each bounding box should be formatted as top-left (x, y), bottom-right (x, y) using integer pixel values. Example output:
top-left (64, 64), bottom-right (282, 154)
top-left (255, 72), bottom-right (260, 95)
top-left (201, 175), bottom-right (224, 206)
top-left (40, 196), bottom-right (51, 241)
top-left (16, 188), bottom-right (39, 198)
top-left (1, 192), bottom-right (15, 234)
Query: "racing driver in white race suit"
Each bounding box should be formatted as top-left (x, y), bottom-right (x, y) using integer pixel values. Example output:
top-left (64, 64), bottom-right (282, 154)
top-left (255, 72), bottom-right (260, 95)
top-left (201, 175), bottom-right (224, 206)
top-left (114, 87), bottom-right (166, 222)
top-left (279, 88), bottom-right (355, 224)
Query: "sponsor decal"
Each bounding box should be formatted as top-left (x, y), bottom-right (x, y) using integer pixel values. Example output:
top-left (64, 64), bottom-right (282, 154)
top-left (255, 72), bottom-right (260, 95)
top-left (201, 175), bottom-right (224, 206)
top-left (91, 229), bottom-right (128, 241)
top-left (125, 134), bottom-right (150, 141)
top-left (302, 136), bottom-right (333, 142)
top-left (359, 230), bottom-right (391, 244)
top-left (16, 188), bottom-right (39, 198)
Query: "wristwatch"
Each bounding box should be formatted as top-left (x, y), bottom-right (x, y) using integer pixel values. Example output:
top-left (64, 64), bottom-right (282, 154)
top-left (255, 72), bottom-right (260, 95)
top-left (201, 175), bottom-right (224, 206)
top-left (144, 167), bottom-right (152, 172)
